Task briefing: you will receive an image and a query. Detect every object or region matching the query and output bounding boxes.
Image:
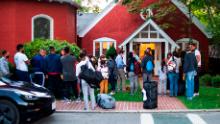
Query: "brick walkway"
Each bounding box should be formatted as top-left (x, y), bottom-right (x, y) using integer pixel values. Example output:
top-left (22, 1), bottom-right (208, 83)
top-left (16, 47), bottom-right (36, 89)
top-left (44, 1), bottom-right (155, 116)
top-left (56, 77), bottom-right (187, 111)
top-left (56, 96), bottom-right (187, 111)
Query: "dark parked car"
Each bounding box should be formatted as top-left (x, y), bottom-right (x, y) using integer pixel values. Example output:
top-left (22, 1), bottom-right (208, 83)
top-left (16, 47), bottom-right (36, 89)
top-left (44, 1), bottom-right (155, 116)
top-left (0, 77), bottom-right (56, 124)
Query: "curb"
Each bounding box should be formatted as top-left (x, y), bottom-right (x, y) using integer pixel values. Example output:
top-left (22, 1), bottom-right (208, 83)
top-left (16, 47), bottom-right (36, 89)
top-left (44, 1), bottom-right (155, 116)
top-left (55, 109), bottom-right (220, 113)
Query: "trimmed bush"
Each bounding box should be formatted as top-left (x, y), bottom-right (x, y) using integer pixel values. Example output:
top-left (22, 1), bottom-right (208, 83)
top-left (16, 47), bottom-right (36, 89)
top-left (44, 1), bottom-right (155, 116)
top-left (106, 45), bottom-right (117, 59)
top-left (200, 74), bottom-right (212, 86)
top-left (211, 75), bottom-right (220, 87)
top-left (24, 39), bottom-right (80, 59)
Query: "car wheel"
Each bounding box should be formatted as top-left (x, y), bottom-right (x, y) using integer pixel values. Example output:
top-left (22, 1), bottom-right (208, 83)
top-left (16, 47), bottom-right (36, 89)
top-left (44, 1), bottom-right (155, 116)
top-left (0, 100), bottom-right (20, 124)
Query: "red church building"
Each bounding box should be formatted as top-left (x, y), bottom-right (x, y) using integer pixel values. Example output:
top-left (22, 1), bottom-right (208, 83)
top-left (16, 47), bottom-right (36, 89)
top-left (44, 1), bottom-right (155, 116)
top-left (0, 0), bottom-right (79, 55)
top-left (77, 0), bottom-right (211, 74)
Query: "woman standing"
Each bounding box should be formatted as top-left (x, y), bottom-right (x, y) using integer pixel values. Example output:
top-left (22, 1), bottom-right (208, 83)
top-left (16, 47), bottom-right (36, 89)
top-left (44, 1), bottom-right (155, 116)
top-left (76, 50), bottom-right (96, 110)
top-left (127, 52), bottom-right (139, 95)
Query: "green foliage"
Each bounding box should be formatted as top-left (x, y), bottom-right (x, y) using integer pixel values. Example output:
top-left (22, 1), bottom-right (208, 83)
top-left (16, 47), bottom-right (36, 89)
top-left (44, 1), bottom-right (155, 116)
top-left (106, 45), bottom-right (117, 59)
top-left (200, 74), bottom-right (212, 86)
top-left (24, 39), bottom-right (80, 59)
top-left (211, 75), bottom-right (220, 87)
top-left (178, 87), bottom-right (220, 109)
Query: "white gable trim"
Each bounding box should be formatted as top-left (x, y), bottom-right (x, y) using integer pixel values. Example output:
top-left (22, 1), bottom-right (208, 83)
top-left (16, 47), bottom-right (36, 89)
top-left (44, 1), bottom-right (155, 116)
top-left (78, 2), bottom-right (116, 37)
top-left (119, 19), bottom-right (179, 48)
top-left (78, 0), bottom-right (211, 39)
top-left (171, 0), bottom-right (212, 38)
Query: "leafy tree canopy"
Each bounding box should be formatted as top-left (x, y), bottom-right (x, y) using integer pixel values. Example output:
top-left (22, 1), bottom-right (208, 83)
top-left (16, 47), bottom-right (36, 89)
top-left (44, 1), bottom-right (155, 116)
top-left (115, 0), bottom-right (220, 45)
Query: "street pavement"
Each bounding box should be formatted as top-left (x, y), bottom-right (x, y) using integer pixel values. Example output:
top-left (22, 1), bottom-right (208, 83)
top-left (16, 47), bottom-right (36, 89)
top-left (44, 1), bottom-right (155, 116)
top-left (33, 112), bottom-right (220, 124)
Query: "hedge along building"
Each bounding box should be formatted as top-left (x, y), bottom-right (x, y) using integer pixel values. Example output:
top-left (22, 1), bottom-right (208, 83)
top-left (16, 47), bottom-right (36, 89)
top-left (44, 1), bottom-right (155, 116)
top-left (0, 0), bottom-right (79, 58)
top-left (78, 0), bottom-right (212, 75)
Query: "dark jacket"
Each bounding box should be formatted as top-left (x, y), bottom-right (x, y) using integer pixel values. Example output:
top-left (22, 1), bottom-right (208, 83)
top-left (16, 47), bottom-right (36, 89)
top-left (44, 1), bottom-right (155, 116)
top-left (44, 53), bottom-right (62, 74)
top-left (31, 54), bottom-right (45, 73)
top-left (61, 54), bottom-right (77, 81)
top-left (107, 58), bottom-right (117, 80)
top-left (183, 52), bottom-right (197, 73)
top-left (126, 57), bottom-right (136, 72)
top-left (141, 55), bottom-right (154, 74)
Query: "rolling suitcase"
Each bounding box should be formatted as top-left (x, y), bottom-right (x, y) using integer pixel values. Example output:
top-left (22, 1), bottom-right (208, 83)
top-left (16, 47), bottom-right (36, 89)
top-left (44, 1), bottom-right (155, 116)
top-left (143, 81), bottom-right (158, 109)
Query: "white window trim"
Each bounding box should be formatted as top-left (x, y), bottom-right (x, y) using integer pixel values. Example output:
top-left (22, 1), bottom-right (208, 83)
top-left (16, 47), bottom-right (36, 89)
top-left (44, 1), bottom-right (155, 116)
top-left (93, 37), bottom-right (117, 56)
top-left (31, 14), bottom-right (54, 41)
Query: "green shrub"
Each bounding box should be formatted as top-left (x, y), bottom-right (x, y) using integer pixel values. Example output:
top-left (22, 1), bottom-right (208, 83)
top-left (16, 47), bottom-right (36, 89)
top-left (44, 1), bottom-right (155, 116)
top-left (211, 75), bottom-right (220, 87)
top-left (200, 74), bottom-right (212, 86)
top-left (24, 39), bottom-right (80, 59)
top-left (106, 45), bottom-right (117, 59)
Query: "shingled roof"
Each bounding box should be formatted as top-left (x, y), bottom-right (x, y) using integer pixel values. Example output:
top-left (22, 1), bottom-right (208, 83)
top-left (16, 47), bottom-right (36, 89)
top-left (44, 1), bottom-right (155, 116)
top-left (37, 0), bottom-right (80, 8)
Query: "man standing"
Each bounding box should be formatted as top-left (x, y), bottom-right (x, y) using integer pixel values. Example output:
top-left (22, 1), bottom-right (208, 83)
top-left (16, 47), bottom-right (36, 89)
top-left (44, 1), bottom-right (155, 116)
top-left (14, 44), bottom-right (30, 82)
top-left (44, 46), bottom-right (62, 98)
top-left (31, 49), bottom-right (46, 85)
top-left (141, 48), bottom-right (154, 83)
top-left (115, 49), bottom-right (126, 92)
top-left (191, 43), bottom-right (201, 96)
top-left (0, 50), bottom-right (11, 78)
top-left (61, 47), bottom-right (78, 101)
top-left (183, 43), bottom-right (198, 100)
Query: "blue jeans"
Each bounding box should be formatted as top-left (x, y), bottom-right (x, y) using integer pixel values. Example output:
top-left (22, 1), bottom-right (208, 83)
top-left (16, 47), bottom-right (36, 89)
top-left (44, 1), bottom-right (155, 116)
top-left (186, 71), bottom-right (196, 98)
top-left (168, 72), bottom-right (179, 96)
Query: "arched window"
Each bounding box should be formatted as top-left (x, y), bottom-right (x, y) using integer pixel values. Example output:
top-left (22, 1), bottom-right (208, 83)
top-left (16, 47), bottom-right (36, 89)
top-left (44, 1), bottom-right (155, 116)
top-left (93, 37), bottom-right (117, 57)
top-left (32, 14), bottom-right (54, 40)
top-left (176, 38), bottom-right (199, 50)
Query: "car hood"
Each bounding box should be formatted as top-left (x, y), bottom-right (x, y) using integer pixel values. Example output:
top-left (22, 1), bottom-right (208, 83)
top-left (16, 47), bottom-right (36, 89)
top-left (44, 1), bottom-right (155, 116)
top-left (0, 77), bottom-right (49, 93)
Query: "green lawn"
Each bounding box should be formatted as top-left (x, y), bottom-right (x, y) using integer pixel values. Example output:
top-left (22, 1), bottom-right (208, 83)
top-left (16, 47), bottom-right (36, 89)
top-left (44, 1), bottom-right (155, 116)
top-left (112, 88), bottom-right (143, 102)
top-left (178, 87), bottom-right (220, 109)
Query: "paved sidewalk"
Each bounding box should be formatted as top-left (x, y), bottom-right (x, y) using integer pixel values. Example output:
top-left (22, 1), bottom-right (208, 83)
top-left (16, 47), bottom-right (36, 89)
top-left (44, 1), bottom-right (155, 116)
top-left (56, 96), bottom-right (186, 111)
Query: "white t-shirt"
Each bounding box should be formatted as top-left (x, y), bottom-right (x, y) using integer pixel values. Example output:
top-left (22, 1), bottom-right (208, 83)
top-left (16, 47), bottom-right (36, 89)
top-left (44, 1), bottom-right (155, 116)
top-left (14, 52), bottom-right (28, 72)
top-left (76, 57), bottom-right (95, 77)
top-left (195, 49), bottom-right (201, 67)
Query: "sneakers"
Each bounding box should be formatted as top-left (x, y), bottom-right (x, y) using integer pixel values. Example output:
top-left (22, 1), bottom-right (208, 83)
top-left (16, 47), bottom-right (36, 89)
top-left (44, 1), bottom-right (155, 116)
top-left (193, 93), bottom-right (199, 97)
top-left (110, 91), bottom-right (115, 95)
top-left (75, 98), bottom-right (81, 103)
top-left (187, 97), bottom-right (193, 100)
top-left (62, 97), bottom-right (71, 103)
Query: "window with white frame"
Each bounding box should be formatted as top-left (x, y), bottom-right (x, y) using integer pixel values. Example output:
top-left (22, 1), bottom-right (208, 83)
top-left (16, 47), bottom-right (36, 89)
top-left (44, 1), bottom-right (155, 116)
top-left (135, 25), bottom-right (162, 39)
top-left (93, 37), bottom-right (116, 57)
top-left (32, 14), bottom-right (54, 40)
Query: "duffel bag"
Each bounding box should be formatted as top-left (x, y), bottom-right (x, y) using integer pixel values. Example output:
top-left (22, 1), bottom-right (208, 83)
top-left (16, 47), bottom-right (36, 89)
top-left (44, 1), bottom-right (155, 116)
top-left (79, 64), bottom-right (103, 88)
top-left (97, 94), bottom-right (116, 109)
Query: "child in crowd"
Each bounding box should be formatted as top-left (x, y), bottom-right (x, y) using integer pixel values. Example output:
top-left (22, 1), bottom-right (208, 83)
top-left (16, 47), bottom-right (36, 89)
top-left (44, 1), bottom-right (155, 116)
top-left (97, 55), bottom-right (109, 94)
top-left (158, 61), bottom-right (167, 96)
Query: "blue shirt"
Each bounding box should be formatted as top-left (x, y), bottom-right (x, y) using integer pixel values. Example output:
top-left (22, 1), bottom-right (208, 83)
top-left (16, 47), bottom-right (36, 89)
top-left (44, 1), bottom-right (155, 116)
top-left (44, 54), bottom-right (62, 74)
top-left (31, 54), bottom-right (45, 73)
top-left (115, 54), bottom-right (125, 69)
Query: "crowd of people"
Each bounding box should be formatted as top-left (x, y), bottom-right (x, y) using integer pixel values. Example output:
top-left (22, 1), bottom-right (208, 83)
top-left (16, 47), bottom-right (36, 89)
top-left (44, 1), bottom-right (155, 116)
top-left (0, 42), bottom-right (201, 110)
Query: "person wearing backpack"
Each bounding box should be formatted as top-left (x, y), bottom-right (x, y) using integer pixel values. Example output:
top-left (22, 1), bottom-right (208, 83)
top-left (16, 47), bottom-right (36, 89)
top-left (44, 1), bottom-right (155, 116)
top-left (141, 48), bottom-right (154, 83)
top-left (167, 52), bottom-right (181, 97)
top-left (107, 54), bottom-right (118, 95)
top-left (127, 52), bottom-right (139, 95)
top-left (76, 50), bottom-right (96, 110)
